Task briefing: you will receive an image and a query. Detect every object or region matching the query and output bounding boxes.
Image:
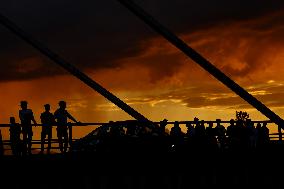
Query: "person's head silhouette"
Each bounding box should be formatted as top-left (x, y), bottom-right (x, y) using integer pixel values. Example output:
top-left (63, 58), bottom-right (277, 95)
top-left (263, 122), bottom-right (267, 127)
top-left (194, 117), bottom-right (199, 122)
top-left (20, 101), bottom-right (28, 110)
top-left (44, 104), bottom-right (50, 111)
top-left (174, 121), bottom-right (179, 127)
top-left (160, 119), bottom-right (168, 127)
top-left (208, 122), bottom-right (213, 128)
top-left (216, 119), bottom-right (221, 126)
top-left (58, 101), bottom-right (66, 109)
top-left (186, 122), bottom-right (192, 128)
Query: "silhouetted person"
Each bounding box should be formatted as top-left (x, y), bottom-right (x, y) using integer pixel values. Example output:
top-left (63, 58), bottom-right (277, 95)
top-left (259, 123), bottom-right (270, 149)
top-left (96, 124), bottom-right (109, 152)
top-left (246, 119), bottom-right (256, 149)
top-left (9, 117), bottom-right (22, 156)
top-left (194, 118), bottom-right (206, 137)
top-left (262, 123), bottom-right (269, 141)
top-left (195, 119), bottom-right (206, 149)
top-left (170, 121), bottom-right (184, 152)
top-left (236, 119), bottom-right (247, 150)
top-left (170, 121), bottom-right (183, 137)
top-left (206, 122), bottom-right (217, 150)
top-left (186, 122), bottom-right (195, 138)
top-left (159, 119), bottom-right (168, 136)
top-left (118, 125), bottom-right (126, 136)
top-left (54, 101), bottom-right (79, 153)
top-left (227, 119), bottom-right (239, 150)
top-left (126, 122), bottom-right (136, 136)
top-left (108, 122), bottom-right (122, 152)
top-left (215, 119), bottom-right (226, 150)
top-left (40, 104), bottom-right (55, 154)
top-left (226, 119), bottom-right (234, 138)
top-left (185, 122), bottom-right (196, 149)
top-left (19, 101), bottom-right (37, 155)
top-left (256, 123), bottom-right (262, 148)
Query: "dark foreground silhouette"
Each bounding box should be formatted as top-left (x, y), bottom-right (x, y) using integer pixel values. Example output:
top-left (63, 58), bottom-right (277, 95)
top-left (4, 106), bottom-right (284, 188)
top-left (72, 116), bottom-right (271, 154)
top-left (2, 116), bottom-right (284, 189)
top-left (1, 148), bottom-right (284, 189)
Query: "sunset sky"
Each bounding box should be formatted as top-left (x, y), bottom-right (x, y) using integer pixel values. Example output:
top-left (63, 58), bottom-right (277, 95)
top-left (0, 0), bottom-right (284, 138)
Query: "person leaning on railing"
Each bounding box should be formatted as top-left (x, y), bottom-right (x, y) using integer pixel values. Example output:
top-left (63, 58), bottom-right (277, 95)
top-left (54, 101), bottom-right (80, 153)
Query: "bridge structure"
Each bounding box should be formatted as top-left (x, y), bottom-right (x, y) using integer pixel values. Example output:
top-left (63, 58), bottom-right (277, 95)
top-left (0, 0), bottom-right (283, 154)
top-left (1, 2), bottom-right (284, 188)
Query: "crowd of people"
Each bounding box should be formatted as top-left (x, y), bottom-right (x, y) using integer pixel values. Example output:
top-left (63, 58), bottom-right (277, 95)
top-left (167, 117), bottom-right (270, 152)
top-left (9, 100), bottom-right (80, 156)
top-left (75, 112), bottom-right (271, 153)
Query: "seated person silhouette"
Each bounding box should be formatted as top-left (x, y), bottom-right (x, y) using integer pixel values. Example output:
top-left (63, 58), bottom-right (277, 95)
top-left (54, 101), bottom-right (79, 153)
top-left (40, 104), bottom-right (55, 154)
top-left (19, 101), bottom-right (37, 155)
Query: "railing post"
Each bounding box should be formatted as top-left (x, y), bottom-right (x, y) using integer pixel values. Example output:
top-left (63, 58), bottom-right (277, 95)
top-left (69, 123), bottom-right (73, 153)
top-left (278, 125), bottom-right (282, 142)
top-left (0, 130), bottom-right (4, 156)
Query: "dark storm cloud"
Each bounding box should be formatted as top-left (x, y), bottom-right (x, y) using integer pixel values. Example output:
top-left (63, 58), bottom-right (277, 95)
top-left (0, 0), bottom-right (283, 81)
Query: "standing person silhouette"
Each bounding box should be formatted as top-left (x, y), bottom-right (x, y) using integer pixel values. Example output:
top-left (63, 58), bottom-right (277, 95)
top-left (19, 101), bottom-right (37, 155)
top-left (54, 101), bottom-right (79, 153)
top-left (40, 104), bottom-right (55, 154)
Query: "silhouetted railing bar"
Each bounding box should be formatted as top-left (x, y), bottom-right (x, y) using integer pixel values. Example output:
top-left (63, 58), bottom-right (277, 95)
top-left (0, 120), bottom-right (279, 155)
top-left (1, 127), bottom-right (283, 154)
top-left (270, 133), bottom-right (284, 135)
top-left (0, 13), bottom-right (153, 127)
top-left (162, 121), bottom-right (272, 124)
top-left (2, 133), bottom-right (280, 141)
top-left (69, 125), bottom-right (73, 152)
top-left (0, 120), bottom-right (273, 128)
top-left (2, 139), bottom-right (80, 146)
top-left (117, 0), bottom-right (284, 128)
top-left (0, 130), bottom-right (3, 155)
top-left (270, 137), bottom-right (282, 139)
top-left (0, 123), bottom-right (107, 128)
top-left (3, 140), bottom-right (63, 143)
top-left (4, 147), bottom-right (63, 150)
top-left (2, 133), bottom-right (282, 154)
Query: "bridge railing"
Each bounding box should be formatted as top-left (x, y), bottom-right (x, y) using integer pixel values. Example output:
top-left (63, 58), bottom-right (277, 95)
top-left (0, 120), bottom-right (281, 155)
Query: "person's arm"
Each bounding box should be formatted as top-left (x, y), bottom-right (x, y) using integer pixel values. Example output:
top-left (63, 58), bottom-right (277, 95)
top-left (31, 111), bottom-right (37, 126)
top-left (66, 111), bottom-right (78, 123)
top-left (54, 110), bottom-right (58, 120)
top-left (51, 114), bottom-right (56, 125)
top-left (40, 113), bottom-right (43, 123)
top-left (18, 124), bottom-right (22, 133)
